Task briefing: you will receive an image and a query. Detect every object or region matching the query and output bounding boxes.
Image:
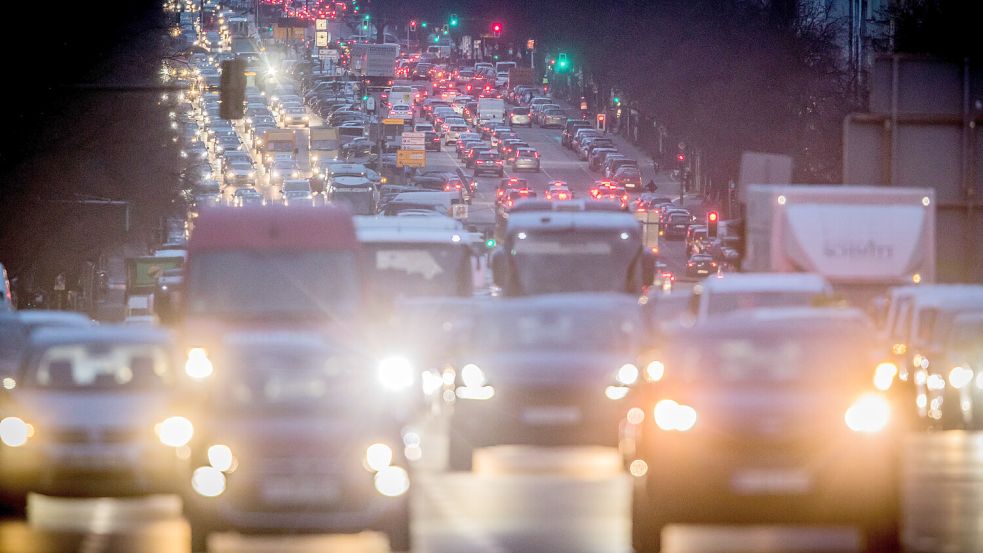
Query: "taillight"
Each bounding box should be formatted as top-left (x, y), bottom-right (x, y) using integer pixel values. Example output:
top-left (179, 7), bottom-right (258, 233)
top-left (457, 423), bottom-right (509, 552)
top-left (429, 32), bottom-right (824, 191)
top-left (534, 152), bottom-right (539, 158)
top-left (495, 160), bottom-right (503, 165)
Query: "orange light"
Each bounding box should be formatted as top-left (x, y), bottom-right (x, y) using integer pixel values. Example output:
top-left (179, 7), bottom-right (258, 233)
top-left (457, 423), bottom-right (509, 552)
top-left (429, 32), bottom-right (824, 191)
top-left (708, 211), bottom-right (719, 222)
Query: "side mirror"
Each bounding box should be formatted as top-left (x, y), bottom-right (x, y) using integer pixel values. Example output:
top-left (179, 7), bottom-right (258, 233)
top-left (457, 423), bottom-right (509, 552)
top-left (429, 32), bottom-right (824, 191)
top-left (641, 249), bottom-right (656, 286)
top-left (490, 248), bottom-right (507, 288)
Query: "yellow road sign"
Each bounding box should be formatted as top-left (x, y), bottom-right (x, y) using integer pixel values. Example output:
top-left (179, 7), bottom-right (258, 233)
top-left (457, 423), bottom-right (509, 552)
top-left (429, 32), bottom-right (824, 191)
top-left (396, 150), bottom-right (426, 168)
top-left (383, 118), bottom-right (406, 125)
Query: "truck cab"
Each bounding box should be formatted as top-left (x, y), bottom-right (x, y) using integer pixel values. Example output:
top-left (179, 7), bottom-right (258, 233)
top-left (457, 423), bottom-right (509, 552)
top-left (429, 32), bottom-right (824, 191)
top-left (490, 201), bottom-right (655, 296)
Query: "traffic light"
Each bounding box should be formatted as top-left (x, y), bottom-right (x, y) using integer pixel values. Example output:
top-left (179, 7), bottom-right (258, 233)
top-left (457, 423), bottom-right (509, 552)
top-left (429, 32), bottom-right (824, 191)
top-left (409, 20), bottom-right (417, 30)
top-left (420, 21), bottom-right (428, 28)
top-left (676, 152), bottom-right (686, 165)
top-left (485, 238), bottom-right (496, 249)
top-left (433, 35), bottom-right (440, 43)
top-left (219, 59), bottom-right (245, 120)
top-left (707, 211), bottom-right (719, 238)
top-left (613, 96), bottom-right (621, 105)
top-left (449, 14), bottom-right (459, 27)
top-left (557, 53), bottom-right (569, 72)
top-left (491, 22), bottom-right (502, 37)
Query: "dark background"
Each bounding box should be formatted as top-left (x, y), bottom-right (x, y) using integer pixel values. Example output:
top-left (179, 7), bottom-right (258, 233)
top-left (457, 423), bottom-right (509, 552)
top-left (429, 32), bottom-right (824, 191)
top-left (0, 0), bottom-right (174, 295)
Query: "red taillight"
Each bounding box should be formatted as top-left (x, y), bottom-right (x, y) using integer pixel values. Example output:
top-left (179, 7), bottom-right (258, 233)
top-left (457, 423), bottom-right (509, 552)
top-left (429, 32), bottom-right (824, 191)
top-left (557, 192), bottom-right (569, 200)
top-left (455, 183), bottom-right (462, 189)
top-left (534, 152), bottom-right (539, 158)
top-left (496, 160), bottom-right (503, 165)
top-left (444, 184), bottom-right (452, 191)
top-left (590, 189), bottom-right (600, 198)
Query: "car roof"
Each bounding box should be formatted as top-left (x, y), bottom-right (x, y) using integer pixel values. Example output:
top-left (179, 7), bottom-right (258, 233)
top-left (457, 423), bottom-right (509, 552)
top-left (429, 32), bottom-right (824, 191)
top-left (29, 325), bottom-right (170, 347)
top-left (699, 273), bottom-right (831, 294)
top-left (507, 210), bottom-right (641, 232)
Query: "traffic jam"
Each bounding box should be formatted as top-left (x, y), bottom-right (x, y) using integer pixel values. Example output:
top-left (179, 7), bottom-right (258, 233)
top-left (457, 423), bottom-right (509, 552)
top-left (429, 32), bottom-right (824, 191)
top-left (0, 0), bottom-right (980, 552)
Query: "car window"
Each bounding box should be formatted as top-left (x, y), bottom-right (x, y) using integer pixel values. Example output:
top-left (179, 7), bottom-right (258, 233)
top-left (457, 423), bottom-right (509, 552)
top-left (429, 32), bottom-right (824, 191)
top-left (28, 343), bottom-right (172, 389)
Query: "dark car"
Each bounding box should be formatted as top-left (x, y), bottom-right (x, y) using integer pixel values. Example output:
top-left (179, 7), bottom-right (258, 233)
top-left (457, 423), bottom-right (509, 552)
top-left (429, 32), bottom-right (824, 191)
top-left (446, 294), bottom-right (649, 470)
top-left (473, 151), bottom-right (505, 177)
top-left (685, 253), bottom-right (717, 277)
top-left (626, 308), bottom-right (899, 553)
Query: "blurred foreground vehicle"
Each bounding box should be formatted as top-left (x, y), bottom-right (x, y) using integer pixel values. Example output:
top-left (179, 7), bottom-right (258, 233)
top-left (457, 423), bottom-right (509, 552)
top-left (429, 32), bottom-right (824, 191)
top-left (186, 333), bottom-right (411, 552)
top-left (445, 294), bottom-right (650, 470)
top-left (626, 308), bottom-right (900, 553)
top-left (0, 327), bottom-right (189, 506)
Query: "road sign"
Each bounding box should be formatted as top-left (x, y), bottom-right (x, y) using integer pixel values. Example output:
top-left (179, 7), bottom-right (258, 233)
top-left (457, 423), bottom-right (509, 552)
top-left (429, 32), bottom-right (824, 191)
top-left (595, 113), bottom-right (607, 131)
top-left (315, 31), bottom-right (328, 47)
top-left (315, 18), bottom-right (327, 31)
top-left (451, 204), bottom-right (469, 219)
top-left (396, 150), bottom-right (426, 168)
top-left (383, 118), bottom-right (406, 126)
top-left (401, 132), bottom-right (426, 150)
top-left (321, 49), bottom-right (339, 61)
top-left (526, 39), bottom-right (535, 50)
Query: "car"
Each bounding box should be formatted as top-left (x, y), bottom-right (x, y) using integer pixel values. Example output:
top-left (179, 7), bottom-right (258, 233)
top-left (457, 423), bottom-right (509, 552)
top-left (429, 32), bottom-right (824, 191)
top-left (512, 147), bottom-right (541, 171)
top-left (0, 326), bottom-right (189, 502)
top-left (545, 184), bottom-right (574, 201)
top-left (589, 147), bottom-right (620, 172)
top-left (540, 109), bottom-right (566, 129)
top-left (589, 182), bottom-right (630, 210)
top-left (233, 188), bottom-right (265, 207)
top-left (473, 151), bottom-right (505, 177)
top-left (186, 332), bottom-right (411, 552)
top-left (495, 177), bottom-right (529, 206)
top-left (282, 106), bottom-right (310, 127)
top-left (580, 137), bottom-right (615, 161)
top-left (613, 166), bottom-right (643, 191)
top-left (224, 161), bottom-right (257, 186)
top-left (444, 123), bottom-right (470, 145)
top-left (389, 104), bottom-right (413, 123)
top-left (269, 160), bottom-right (302, 188)
top-left (464, 144), bottom-right (493, 168)
top-left (686, 225), bottom-right (709, 254)
top-left (626, 308), bottom-right (900, 553)
top-left (509, 107), bottom-right (532, 127)
top-left (501, 187), bottom-right (538, 211)
top-left (499, 139), bottom-right (528, 159)
top-left (685, 252), bottom-right (717, 277)
top-left (445, 294), bottom-right (649, 470)
top-left (562, 120), bottom-right (593, 147)
top-left (662, 209), bottom-right (694, 239)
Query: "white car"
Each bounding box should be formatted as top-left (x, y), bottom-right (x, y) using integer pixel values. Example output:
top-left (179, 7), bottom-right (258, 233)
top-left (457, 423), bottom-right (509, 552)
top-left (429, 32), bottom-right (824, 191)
top-left (0, 327), bottom-right (189, 499)
top-left (389, 104), bottom-right (413, 122)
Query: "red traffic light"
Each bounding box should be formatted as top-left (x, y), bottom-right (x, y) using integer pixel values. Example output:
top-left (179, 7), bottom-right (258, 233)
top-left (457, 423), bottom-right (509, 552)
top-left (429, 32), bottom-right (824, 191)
top-left (676, 153), bottom-right (686, 162)
top-left (707, 211), bottom-right (719, 223)
top-left (409, 20), bottom-right (417, 28)
top-left (491, 22), bottom-right (502, 33)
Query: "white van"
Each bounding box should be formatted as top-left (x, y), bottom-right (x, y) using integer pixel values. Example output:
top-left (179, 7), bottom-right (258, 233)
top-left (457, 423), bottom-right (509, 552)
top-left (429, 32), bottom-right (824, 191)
top-left (495, 61), bottom-right (517, 74)
top-left (690, 273), bottom-right (831, 323)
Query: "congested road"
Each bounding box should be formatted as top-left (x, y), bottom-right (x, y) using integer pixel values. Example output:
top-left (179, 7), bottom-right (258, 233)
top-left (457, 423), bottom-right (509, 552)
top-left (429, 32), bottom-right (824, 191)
top-left (1, 1), bottom-right (981, 553)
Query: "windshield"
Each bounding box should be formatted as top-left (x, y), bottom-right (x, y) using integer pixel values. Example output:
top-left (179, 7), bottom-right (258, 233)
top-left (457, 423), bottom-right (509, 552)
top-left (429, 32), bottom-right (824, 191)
top-left (331, 188), bottom-right (375, 215)
top-left (267, 140), bottom-right (294, 152)
top-left (187, 251), bottom-right (358, 317)
top-left (219, 351), bottom-right (351, 411)
top-left (706, 291), bottom-right (822, 315)
top-left (666, 327), bottom-right (874, 386)
top-left (473, 307), bottom-right (641, 352)
top-left (511, 230), bottom-right (640, 294)
top-left (26, 343), bottom-right (172, 390)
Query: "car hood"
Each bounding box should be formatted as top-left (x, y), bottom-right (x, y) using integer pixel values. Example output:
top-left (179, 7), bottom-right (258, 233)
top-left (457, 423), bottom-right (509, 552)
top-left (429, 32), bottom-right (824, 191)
top-left (457, 351), bottom-right (633, 387)
top-left (9, 390), bottom-right (175, 430)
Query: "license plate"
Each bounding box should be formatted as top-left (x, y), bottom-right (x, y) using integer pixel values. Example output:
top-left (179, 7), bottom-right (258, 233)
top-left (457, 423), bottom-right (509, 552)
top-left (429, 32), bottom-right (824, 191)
top-left (675, 225), bottom-right (686, 229)
top-left (731, 468), bottom-right (811, 494)
top-left (261, 478), bottom-right (341, 505)
top-left (521, 406), bottom-right (582, 426)
top-left (697, 269), bottom-right (709, 274)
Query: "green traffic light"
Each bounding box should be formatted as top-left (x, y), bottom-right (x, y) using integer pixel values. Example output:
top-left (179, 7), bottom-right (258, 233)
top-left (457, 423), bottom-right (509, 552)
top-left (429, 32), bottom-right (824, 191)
top-left (433, 36), bottom-right (440, 43)
top-left (449, 14), bottom-right (459, 27)
top-left (421, 21), bottom-right (428, 28)
top-left (362, 95), bottom-right (369, 101)
top-left (485, 238), bottom-right (496, 248)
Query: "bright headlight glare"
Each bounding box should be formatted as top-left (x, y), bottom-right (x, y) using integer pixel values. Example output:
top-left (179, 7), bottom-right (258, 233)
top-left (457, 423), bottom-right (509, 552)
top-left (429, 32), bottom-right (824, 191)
top-left (615, 363), bottom-right (639, 386)
top-left (873, 362), bottom-right (898, 391)
top-left (374, 466), bottom-right (410, 497)
top-left (460, 364), bottom-right (486, 388)
top-left (207, 444), bottom-right (234, 472)
top-left (377, 356), bottom-right (415, 391)
top-left (185, 348), bottom-right (213, 379)
top-left (605, 385), bottom-right (629, 400)
top-left (643, 361), bottom-right (665, 383)
top-left (0, 417), bottom-right (32, 447)
top-left (156, 416), bottom-right (194, 447)
top-left (653, 399), bottom-right (697, 432)
top-left (949, 366), bottom-right (974, 390)
top-left (365, 443), bottom-right (393, 472)
top-left (191, 466), bottom-right (226, 497)
top-left (844, 393), bottom-right (890, 433)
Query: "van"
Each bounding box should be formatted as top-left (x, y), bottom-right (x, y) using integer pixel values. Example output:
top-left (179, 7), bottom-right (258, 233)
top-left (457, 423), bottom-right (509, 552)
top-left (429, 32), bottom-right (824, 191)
top-left (689, 273), bottom-right (832, 323)
top-left (495, 61), bottom-right (517, 75)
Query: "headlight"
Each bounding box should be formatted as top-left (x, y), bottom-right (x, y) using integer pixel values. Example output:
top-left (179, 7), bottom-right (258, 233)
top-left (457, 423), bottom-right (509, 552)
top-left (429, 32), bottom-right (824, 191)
top-left (460, 364), bottom-right (486, 388)
top-left (377, 356), bottom-right (415, 391)
top-left (604, 385), bottom-right (629, 400)
top-left (645, 361), bottom-right (665, 382)
top-left (155, 416), bottom-right (194, 447)
top-left (653, 399), bottom-right (697, 432)
top-left (615, 363), bottom-right (639, 386)
top-left (844, 393), bottom-right (890, 433)
top-left (873, 362), bottom-right (898, 391)
top-left (191, 466), bottom-right (226, 497)
top-left (373, 465), bottom-right (410, 497)
top-left (949, 366), bottom-right (974, 389)
top-left (185, 348), bottom-right (213, 379)
top-left (207, 444), bottom-right (235, 472)
top-left (365, 443), bottom-right (393, 472)
top-left (0, 416), bottom-right (33, 447)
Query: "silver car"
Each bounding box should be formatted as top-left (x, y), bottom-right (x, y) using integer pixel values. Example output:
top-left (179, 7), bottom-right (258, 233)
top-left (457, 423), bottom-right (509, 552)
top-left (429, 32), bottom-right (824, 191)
top-left (509, 107), bottom-right (532, 127)
top-left (282, 107), bottom-right (310, 127)
top-left (225, 162), bottom-right (257, 186)
top-left (0, 327), bottom-right (190, 499)
top-left (512, 147), bottom-right (541, 172)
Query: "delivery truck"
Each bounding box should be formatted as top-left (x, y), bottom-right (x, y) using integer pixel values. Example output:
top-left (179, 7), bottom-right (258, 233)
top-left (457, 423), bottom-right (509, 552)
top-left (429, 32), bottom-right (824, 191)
top-left (744, 184), bottom-right (936, 301)
top-left (351, 43), bottom-right (399, 89)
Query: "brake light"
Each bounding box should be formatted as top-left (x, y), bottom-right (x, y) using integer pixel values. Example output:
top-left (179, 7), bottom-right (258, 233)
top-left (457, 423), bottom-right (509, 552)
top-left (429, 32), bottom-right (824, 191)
top-left (534, 152), bottom-right (539, 158)
top-left (557, 192), bottom-right (569, 200)
top-left (455, 183), bottom-right (462, 189)
top-left (590, 189), bottom-right (600, 198)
